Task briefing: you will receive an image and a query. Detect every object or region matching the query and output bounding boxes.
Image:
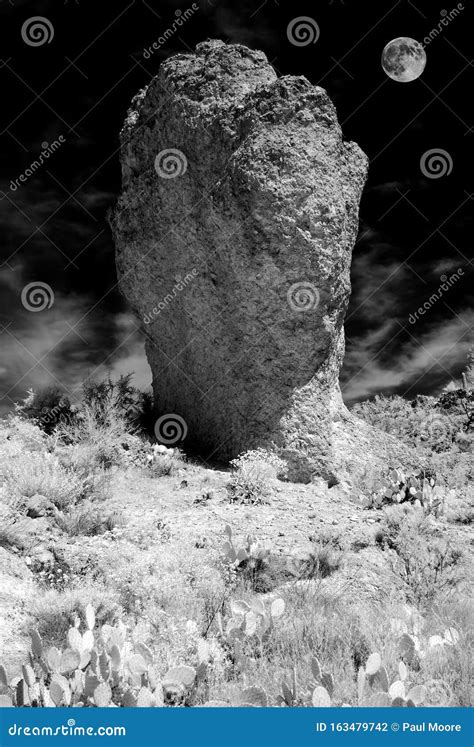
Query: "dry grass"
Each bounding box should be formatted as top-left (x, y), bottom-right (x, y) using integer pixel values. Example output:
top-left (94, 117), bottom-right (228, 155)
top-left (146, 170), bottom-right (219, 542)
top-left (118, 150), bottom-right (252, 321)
top-left (29, 585), bottom-right (119, 648)
top-left (2, 452), bottom-right (88, 510)
top-left (1, 384), bottom-right (471, 707)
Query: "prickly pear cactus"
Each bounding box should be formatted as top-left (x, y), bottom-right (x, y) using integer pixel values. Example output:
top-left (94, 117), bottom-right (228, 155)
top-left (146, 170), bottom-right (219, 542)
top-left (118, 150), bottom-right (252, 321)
top-left (362, 468), bottom-right (447, 515)
top-left (0, 604), bottom-right (171, 708)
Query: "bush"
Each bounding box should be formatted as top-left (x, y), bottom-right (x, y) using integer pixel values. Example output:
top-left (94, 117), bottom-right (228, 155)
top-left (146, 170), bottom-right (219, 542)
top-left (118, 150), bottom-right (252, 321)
top-left (437, 389), bottom-right (473, 434)
top-left (2, 452), bottom-right (89, 510)
top-left (53, 503), bottom-right (124, 537)
top-left (146, 445), bottom-right (185, 476)
top-left (299, 533), bottom-right (342, 580)
top-left (380, 510), bottom-right (466, 608)
top-left (55, 400), bottom-right (142, 470)
top-left (352, 394), bottom-right (463, 452)
top-left (15, 387), bottom-right (73, 435)
top-left (226, 449), bottom-right (287, 505)
top-left (82, 375), bottom-right (147, 433)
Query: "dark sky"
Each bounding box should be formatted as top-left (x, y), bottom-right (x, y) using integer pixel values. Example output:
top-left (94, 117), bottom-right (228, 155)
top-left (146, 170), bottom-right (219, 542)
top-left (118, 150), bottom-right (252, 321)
top-left (0, 0), bottom-right (472, 413)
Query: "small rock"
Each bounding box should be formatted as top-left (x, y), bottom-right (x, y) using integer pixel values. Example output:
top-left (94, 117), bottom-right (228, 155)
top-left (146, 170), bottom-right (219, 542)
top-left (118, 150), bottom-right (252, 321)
top-left (25, 494), bottom-right (50, 519)
top-left (31, 547), bottom-right (54, 565)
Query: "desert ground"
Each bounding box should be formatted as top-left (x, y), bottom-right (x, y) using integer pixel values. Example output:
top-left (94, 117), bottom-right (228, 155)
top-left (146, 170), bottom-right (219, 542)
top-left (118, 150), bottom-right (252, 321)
top-left (0, 375), bottom-right (472, 708)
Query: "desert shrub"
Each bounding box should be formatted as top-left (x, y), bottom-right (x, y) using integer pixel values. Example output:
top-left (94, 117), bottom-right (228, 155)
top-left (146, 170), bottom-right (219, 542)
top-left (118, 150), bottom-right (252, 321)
top-left (82, 375), bottom-right (147, 432)
top-left (94, 539), bottom-right (227, 659)
top-left (29, 551), bottom-right (73, 592)
top-left (146, 444), bottom-right (185, 476)
top-left (436, 389), bottom-right (473, 433)
top-left (56, 442), bottom-right (113, 482)
top-left (55, 401), bottom-right (143, 470)
top-left (352, 395), bottom-right (432, 445)
top-left (352, 394), bottom-right (461, 452)
top-left (429, 447), bottom-right (473, 491)
top-left (299, 533), bottom-right (342, 580)
top-left (53, 503), bottom-right (126, 537)
top-left (0, 417), bottom-right (48, 462)
top-left (443, 489), bottom-right (473, 524)
top-left (226, 449), bottom-right (287, 505)
top-left (53, 504), bottom-right (103, 537)
top-left (15, 386), bottom-right (73, 434)
top-left (14, 376), bottom-right (152, 467)
top-left (380, 510), bottom-right (466, 608)
top-left (2, 452), bottom-right (89, 510)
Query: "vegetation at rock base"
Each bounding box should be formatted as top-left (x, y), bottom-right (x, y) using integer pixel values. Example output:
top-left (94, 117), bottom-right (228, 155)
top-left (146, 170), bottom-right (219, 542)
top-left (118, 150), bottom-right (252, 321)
top-left (0, 369), bottom-right (472, 708)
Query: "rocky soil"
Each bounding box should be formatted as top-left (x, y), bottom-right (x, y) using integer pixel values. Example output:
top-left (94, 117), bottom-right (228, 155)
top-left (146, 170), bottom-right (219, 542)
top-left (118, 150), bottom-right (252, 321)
top-left (3, 460), bottom-right (471, 675)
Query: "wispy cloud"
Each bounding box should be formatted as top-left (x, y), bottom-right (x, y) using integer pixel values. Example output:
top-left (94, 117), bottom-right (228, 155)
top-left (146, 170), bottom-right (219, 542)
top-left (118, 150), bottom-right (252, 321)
top-left (342, 310), bottom-right (473, 402)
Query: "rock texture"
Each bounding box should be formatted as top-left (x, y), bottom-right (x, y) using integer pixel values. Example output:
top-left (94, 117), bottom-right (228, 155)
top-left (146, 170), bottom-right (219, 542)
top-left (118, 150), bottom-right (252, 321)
top-left (111, 40), bottom-right (374, 481)
top-left (0, 548), bottom-right (33, 674)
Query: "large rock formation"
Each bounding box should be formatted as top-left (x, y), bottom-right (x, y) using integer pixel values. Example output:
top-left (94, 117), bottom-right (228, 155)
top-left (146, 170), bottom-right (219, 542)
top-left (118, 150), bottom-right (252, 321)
top-left (111, 40), bottom-right (372, 482)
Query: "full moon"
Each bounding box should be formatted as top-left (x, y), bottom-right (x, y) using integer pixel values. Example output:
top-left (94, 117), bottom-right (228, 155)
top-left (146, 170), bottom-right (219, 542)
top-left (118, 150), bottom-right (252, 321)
top-left (381, 37), bottom-right (426, 82)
